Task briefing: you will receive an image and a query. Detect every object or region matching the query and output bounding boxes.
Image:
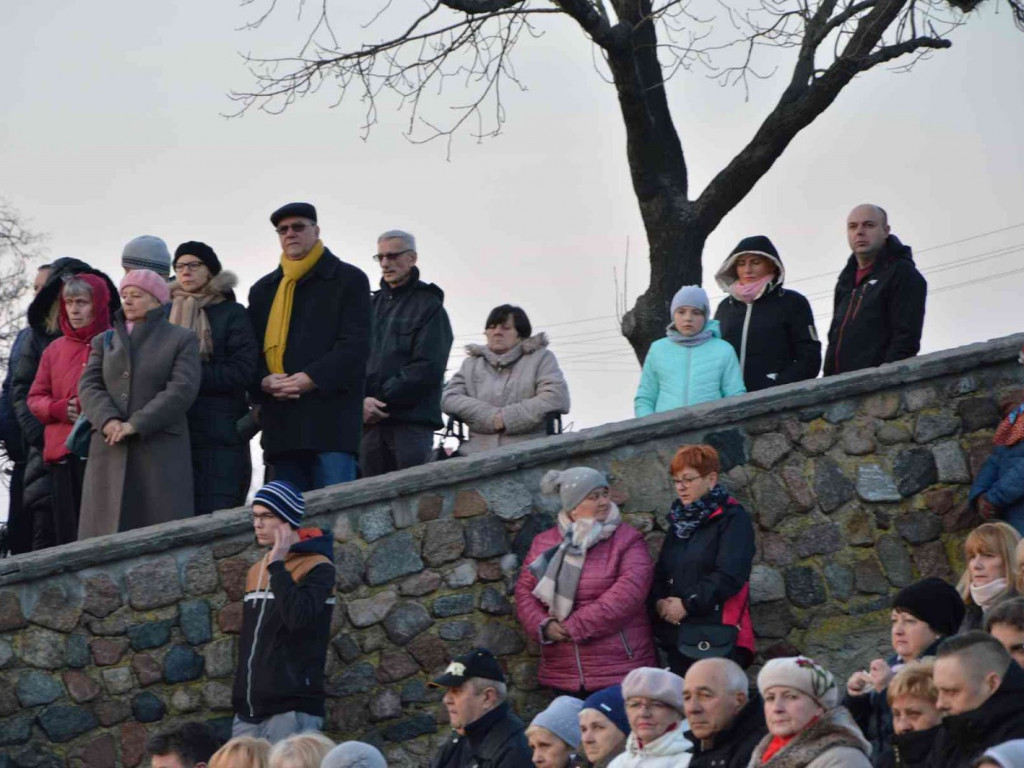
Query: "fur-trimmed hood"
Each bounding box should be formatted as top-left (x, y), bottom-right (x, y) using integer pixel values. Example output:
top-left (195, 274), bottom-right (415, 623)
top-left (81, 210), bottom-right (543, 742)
top-left (205, 269), bottom-right (239, 301)
top-left (749, 706), bottom-right (871, 768)
top-left (465, 332), bottom-right (549, 368)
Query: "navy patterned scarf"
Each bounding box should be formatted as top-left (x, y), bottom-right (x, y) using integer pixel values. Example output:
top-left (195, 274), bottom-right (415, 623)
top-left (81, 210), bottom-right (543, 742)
top-left (667, 484), bottom-right (731, 539)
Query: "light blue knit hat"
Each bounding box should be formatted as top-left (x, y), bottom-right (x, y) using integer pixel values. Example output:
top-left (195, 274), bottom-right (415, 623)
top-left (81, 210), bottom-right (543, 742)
top-left (670, 284), bottom-right (709, 316)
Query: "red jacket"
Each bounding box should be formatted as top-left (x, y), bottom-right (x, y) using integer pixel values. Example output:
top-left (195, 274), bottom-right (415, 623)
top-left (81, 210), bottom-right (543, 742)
top-left (27, 275), bottom-right (111, 464)
top-left (515, 521), bottom-right (657, 692)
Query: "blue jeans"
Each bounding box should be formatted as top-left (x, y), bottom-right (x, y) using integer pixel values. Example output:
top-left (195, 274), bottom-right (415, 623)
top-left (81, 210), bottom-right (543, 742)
top-left (272, 451), bottom-right (357, 491)
top-left (232, 712), bottom-right (323, 744)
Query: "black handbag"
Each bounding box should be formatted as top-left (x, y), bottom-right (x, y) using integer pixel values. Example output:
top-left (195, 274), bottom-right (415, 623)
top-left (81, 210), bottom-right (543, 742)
top-left (430, 417), bottom-right (466, 461)
top-left (675, 622), bottom-right (739, 659)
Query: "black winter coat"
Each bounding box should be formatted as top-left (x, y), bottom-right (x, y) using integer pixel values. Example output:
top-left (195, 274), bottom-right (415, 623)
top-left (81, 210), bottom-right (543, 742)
top-left (233, 528), bottom-right (335, 720)
top-left (876, 725), bottom-right (938, 768)
top-left (248, 248), bottom-right (371, 457)
top-left (824, 235), bottom-right (926, 376)
top-left (365, 268), bottom-right (453, 429)
top-left (11, 259), bottom-right (120, 547)
top-left (714, 288), bottom-right (820, 392)
top-left (687, 693), bottom-right (767, 768)
top-left (651, 498), bottom-right (756, 653)
top-left (929, 661), bottom-right (1024, 767)
top-left (176, 275), bottom-right (259, 514)
top-left (429, 702), bottom-right (532, 768)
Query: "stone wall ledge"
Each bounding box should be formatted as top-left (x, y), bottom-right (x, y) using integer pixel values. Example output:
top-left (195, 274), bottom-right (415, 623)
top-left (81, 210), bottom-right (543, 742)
top-left (3, 331), bottom-right (1021, 587)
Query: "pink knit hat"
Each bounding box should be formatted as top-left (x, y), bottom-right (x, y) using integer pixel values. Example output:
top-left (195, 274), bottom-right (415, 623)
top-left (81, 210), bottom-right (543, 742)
top-left (621, 667), bottom-right (685, 712)
top-left (120, 268), bottom-right (170, 305)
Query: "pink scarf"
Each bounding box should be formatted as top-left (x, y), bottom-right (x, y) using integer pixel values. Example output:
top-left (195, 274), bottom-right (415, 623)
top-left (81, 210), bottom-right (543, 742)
top-left (729, 275), bottom-right (773, 304)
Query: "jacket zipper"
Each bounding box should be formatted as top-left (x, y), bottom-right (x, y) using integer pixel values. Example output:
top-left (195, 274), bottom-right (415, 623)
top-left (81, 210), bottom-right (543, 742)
top-left (683, 347), bottom-right (692, 405)
top-left (573, 643), bottom-right (585, 690)
top-left (832, 285), bottom-right (862, 374)
top-left (739, 301), bottom-right (753, 374)
top-left (619, 630), bottom-right (634, 660)
top-left (245, 558), bottom-right (271, 718)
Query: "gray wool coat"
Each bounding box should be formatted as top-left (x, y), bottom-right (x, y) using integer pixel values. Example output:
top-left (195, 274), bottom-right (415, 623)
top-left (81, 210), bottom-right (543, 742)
top-left (441, 333), bottom-right (570, 454)
top-left (77, 307), bottom-right (201, 539)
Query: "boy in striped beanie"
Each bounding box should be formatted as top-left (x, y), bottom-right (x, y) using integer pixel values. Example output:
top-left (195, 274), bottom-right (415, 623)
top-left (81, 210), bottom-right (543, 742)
top-left (231, 481), bottom-right (336, 743)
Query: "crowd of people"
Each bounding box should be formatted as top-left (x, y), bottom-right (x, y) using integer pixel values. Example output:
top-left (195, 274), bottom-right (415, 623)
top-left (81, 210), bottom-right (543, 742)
top-left (136, 451), bottom-right (1024, 768)
top-left (0, 200), bottom-right (969, 553)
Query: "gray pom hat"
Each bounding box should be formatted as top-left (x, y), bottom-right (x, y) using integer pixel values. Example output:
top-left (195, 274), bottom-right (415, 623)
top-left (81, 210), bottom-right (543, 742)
top-left (540, 467), bottom-right (609, 513)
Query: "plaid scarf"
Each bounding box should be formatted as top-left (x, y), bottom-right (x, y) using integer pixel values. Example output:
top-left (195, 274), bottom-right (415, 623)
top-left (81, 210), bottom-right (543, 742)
top-left (667, 484), bottom-right (731, 539)
top-left (994, 403), bottom-right (1024, 447)
top-left (529, 504), bottom-right (621, 621)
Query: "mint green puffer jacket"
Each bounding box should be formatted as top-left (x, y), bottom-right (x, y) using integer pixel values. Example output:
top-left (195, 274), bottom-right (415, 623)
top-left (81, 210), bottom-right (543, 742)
top-left (634, 320), bottom-right (746, 416)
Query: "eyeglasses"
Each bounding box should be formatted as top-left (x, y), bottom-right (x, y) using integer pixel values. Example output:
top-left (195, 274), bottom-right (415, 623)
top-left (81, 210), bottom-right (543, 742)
top-left (174, 261), bottom-right (205, 273)
top-left (276, 223), bottom-right (312, 235)
top-left (625, 698), bottom-right (674, 714)
top-left (672, 474), bottom-right (707, 487)
top-left (372, 249), bottom-right (413, 263)
top-left (250, 511), bottom-right (278, 523)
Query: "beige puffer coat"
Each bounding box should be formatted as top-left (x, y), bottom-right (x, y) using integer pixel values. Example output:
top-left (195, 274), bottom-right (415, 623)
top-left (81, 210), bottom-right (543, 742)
top-left (441, 333), bottom-right (569, 454)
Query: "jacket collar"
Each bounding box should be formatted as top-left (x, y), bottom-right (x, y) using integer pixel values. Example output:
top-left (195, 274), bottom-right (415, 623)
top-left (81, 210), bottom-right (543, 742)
top-left (464, 333), bottom-right (549, 366)
top-left (942, 660), bottom-right (1024, 741)
top-left (460, 702), bottom-right (523, 759)
top-left (839, 234), bottom-right (914, 281)
top-left (377, 266), bottom-right (421, 296)
top-left (687, 692), bottom-right (766, 754)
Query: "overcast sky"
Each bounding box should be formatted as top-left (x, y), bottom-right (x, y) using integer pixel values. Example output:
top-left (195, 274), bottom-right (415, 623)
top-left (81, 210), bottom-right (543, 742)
top-left (2, 0), bottom-right (1023, 517)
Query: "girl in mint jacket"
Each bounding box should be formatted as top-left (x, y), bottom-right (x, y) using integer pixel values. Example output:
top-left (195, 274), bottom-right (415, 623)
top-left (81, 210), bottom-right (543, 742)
top-left (634, 285), bottom-right (745, 417)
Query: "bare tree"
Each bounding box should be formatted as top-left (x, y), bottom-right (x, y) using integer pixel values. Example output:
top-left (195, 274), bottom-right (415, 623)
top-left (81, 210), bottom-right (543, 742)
top-left (0, 200), bottom-right (43, 372)
top-left (230, 0), bottom-right (1019, 361)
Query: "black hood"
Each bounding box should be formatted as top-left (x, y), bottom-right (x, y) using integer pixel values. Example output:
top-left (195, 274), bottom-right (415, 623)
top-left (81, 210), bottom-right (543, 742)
top-left (28, 257), bottom-right (121, 332)
top-left (289, 527), bottom-right (334, 560)
top-left (715, 235), bottom-right (786, 292)
top-left (376, 267), bottom-right (445, 303)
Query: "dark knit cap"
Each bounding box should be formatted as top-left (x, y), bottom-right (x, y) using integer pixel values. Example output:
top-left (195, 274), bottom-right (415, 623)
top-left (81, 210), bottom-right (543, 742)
top-left (173, 242), bottom-right (221, 276)
top-left (892, 577), bottom-right (966, 637)
top-left (729, 235), bottom-right (780, 260)
top-left (581, 685), bottom-right (630, 738)
top-left (270, 202), bottom-right (317, 227)
top-left (252, 481), bottom-right (305, 529)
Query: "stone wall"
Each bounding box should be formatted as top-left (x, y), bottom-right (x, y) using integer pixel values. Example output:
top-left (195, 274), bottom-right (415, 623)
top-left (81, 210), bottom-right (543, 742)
top-left (1, 333), bottom-right (1023, 767)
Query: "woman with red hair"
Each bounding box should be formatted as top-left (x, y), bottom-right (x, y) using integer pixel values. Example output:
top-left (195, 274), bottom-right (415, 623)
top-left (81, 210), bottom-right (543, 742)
top-left (650, 444), bottom-right (755, 676)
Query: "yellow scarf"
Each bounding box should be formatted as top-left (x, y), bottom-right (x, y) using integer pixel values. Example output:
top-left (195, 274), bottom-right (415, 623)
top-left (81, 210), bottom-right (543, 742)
top-left (263, 240), bottom-right (325, 374)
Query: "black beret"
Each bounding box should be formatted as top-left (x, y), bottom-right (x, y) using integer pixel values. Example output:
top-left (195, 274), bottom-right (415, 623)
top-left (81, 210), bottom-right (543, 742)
top-left (174, 241), bottom-right (222, 276)
top-left (270, 202), bottom-right (318, 227)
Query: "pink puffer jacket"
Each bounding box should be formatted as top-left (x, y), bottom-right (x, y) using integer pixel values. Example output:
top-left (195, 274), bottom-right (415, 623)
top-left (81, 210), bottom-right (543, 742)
top-left (515, 521), bottom-right (657, 692)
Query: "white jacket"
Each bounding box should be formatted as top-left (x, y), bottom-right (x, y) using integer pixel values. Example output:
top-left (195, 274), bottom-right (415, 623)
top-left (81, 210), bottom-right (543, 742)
top-left (441, 333), bottom-right (570, 454)
top-left (607, 725), bottom-right (693, 768)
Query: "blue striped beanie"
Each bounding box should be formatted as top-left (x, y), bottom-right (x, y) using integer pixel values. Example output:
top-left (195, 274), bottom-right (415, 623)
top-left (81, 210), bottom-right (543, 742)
top-left (253, 481), bottom-right (305, 529)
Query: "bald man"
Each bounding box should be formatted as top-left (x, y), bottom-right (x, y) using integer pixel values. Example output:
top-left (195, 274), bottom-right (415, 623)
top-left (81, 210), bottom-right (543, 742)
top-left (683, 658), bottom-right (766, 768)
top-left (823, 204), bottom-right (926, 376)
top-left (929, 631), bottom-right (1024, 766)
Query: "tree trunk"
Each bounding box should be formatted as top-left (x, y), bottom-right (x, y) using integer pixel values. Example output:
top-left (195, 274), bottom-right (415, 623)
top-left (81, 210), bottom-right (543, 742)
top-left (606, 1), bottom-right (707, 364)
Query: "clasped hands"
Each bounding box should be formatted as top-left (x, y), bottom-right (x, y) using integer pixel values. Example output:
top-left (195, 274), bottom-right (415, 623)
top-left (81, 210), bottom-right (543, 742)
top-left (101, 419), bottom-right (136, 446)
top-left (543, 619), bottom-right (571, 643)
top-left (262, 372), bottom-right (316, 401)
top-left (656, 597), bottom-right (688, 625)
top-left (846, 659), bottom-right (893, 696)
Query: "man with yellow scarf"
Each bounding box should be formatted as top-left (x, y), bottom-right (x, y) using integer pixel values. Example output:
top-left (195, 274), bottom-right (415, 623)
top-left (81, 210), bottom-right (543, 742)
top-left (248, 202), bottom-right (371, 490)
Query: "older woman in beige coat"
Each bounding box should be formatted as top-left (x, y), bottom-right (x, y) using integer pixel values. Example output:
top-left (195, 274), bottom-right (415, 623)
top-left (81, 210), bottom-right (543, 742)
top-left (78, 269), bottom-right (200, 539)
top-left (442, 304), bottom-right (569, 454)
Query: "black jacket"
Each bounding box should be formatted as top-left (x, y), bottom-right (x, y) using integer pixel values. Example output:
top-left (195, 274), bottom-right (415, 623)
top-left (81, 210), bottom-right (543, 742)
top-left (844, 639), bottom-right (942, 767)
top-left (929, 661), bottom-right (1024, 767)
top-left (365, 268), bottom-right (453, 429)
top-left (248, 248), bottom-right (371, 457)
top-left (687, 692), bottom-right (767, 768)
top-left (429, 702), bottom-right (532, 768)
top-left (824, 235), bottom-right (926, 376)
top-left (11, 258), bottom-right (120, 548)
top-left (233, 528), bottom-right (336, 720)
top-left (714, 240), bottom-right (821, 392)
top-left (176, 274), bottom-right (259, 514)
top-left (877, 725), bottom-right (938, 768)
top-left (650, 498), bottom-right (755, 649)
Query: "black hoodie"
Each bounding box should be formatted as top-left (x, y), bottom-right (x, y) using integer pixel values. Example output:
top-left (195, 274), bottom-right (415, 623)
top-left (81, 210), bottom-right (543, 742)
top-left (365, 266), bottom-right (453, 429)
top-left (714, 236), bottom-right (821, 392)
top-left (929, 660), bottom-right (1024, 767)
top-left (824, 235), bottom-right (926, 376)
top-left (232, 527), bottom-right (336, 720)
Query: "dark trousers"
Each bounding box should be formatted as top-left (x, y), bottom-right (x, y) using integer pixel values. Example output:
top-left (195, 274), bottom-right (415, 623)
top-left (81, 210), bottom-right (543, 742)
top-left (5, 461), bottom-right (31, 555)
top-left (359, 422), bottom-right (434, 478)
top-left (49, 456), bottom-right (85, 546)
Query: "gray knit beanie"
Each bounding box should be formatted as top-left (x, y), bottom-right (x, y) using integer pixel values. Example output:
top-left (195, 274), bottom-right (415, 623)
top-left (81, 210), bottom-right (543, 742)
top-left (670, 284), bottom-right (709, 316)
top-left (321, 741), bottom-right (386, 768)
top-left (540, 467), bottom-right (608, 514)
top-left (530, 695), bottom-right (584, 749)
top-left (122, 235), bottom-right (172, 277)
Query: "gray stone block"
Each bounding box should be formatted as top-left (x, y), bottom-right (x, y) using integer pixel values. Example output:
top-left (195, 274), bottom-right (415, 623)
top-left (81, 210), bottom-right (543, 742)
top-left (128, 618), bottom-right (175, 651)
top-left (856, 465), bottom-right (902, 503)
top-left (750, 565), bottom-right (786, 605)
top-left (164, 645), bottom-right (205, 683)
top-left (383, 602), bottom-right (434, 645)
top-left (914, 413), bottom-right (961, 444)
top-left (445, 562), bottom-right (477, 589)
top-left (422, 520), bottom-right (466, 567)
top-left (813, 459), bottom-right (855, 513)
top-left (750, 433), bottom-right (791, 469)
top-left (876, 535), bottom-right (914, 587)
top-left (348, 591), bottom-right (399, 628)
top-left (359, 506), bottom-right (396, 543)
top-left (751, 472), bottom-right (793, 529)
top-left (785, 566), bottom-right (827, 608)
top-left (327, 662), bottom-right (377, 697)
top-left (478, 586), bottom-right (512, 615)
top-left (439, 620), bottom-right (477, 641)
top-left (16, 670), bottom-right (64, 707)
top-left (180, 600), bottom-right (212, 645)
top-left (131, 691), bottom-right (166, 722)
top-left (824, 401), bottom-right (858, 424)
top-left (335, 543), bottom-right (366, 592)
top-left (483, 478), bottom-right (534, 521)
top-left (465, 516), bottom-right (509, 559)
top-left (126, 556), bottom-right (182, 610)
top-left (933, 441), bottom-right (971, 484)
top-left (366, 532), bottom-right (424, 586)
top-left (896, 511), bottom-right (942, 544)
top-left (893, 448), bottom-right (938, 497)
top-left (824, 562), bottom-right (855, 601)
top-left (432, 593), bottom-right (475, 618)
top-left (36, 704), bottom-right (97, 743)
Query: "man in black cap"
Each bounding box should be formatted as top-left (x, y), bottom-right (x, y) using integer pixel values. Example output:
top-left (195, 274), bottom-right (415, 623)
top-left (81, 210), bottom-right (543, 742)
top-left (248, 202), bottom-right (371, 491)
top-left (428, 648), bottom-right (532, 768)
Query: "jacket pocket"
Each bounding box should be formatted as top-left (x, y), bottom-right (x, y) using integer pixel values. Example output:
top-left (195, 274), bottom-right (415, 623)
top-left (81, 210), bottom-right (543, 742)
top-left (619, 630), bottom-right (635, 660)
